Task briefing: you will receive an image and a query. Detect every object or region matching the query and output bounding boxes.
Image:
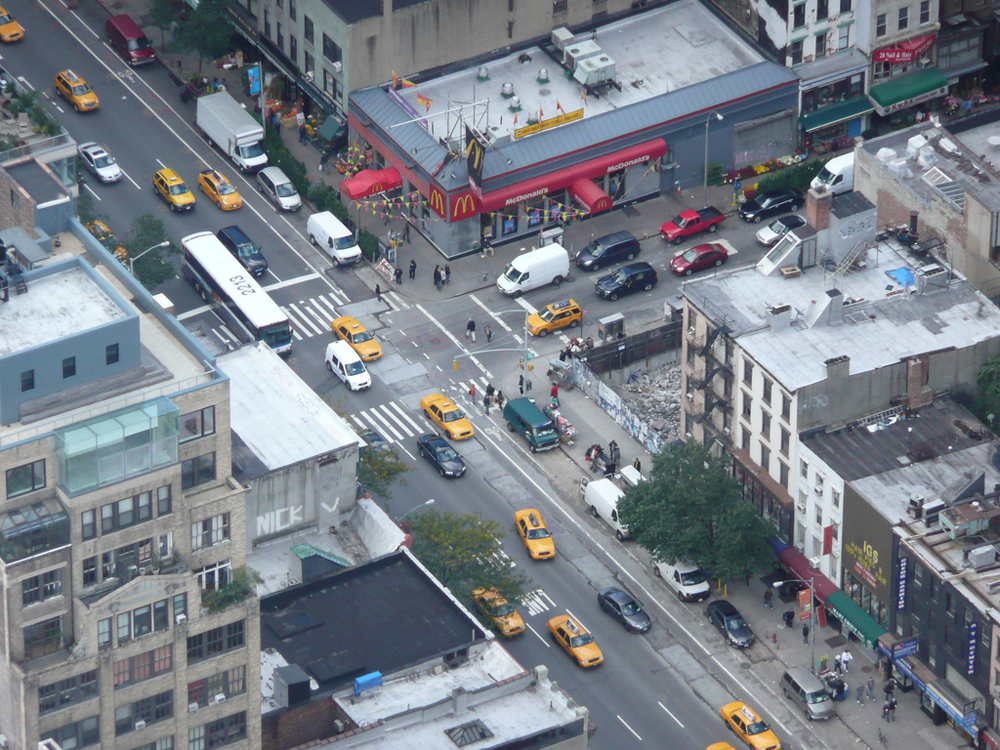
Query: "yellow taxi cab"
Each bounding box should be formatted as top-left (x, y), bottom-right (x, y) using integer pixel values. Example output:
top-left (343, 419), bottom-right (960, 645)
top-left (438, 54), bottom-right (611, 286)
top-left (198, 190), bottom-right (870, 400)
top-left (197, 169), bottom-right (242, 211)
top-left (720, 702), bottom-right (781, 750)
top-left (471, 588), bottom-right (525, 637)
top-left (526, 299), bottom-right (582, 337)
top-left (419, 394), bottom-right (474, 440)
top-left (707, 744), bottom-right (738, 750)
top-left (331, 316), bottom-right (383, 361)
top-left (547, 614), bottom-right (604, 667)
top-left (514, 509), bottom-right (555, 560)
top-left (153, 168), bottom-right (196, 212)
top-left (55, 70), bottom-right (99, 112)
top-left (0, 7), bottom-right (25, 42)
top-left (86, 220), bottom-right (128, 265)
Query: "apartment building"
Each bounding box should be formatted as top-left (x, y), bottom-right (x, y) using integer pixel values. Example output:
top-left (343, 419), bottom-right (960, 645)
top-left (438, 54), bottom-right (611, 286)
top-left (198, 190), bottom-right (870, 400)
top-left (0, 251), bottom-right (260, 750)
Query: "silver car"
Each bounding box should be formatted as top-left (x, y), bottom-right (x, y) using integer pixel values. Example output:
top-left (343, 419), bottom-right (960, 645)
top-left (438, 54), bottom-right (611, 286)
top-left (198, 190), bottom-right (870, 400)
top-left (257, 166), bottom-right (301, 211)
top-left (756, 214), bottom-right (805, 246)
top-left (77, 142), bottom-right (122, 183)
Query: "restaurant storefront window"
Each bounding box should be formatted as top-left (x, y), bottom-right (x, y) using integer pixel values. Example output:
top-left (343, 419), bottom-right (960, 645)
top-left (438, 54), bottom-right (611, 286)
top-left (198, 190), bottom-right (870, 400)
top-left (802, 73), bottom-right (864, 114)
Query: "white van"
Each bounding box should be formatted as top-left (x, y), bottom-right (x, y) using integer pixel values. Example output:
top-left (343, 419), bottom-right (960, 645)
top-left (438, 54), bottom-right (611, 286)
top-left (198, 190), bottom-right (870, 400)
top-left (582, 477), bottom-right (631, 541)
top-left (497, 244), bottom-right (570, 297)
top-left (652, 559), bottom-right (711, 602)
top-left (810, 153), bottom-right (854, 195)
top-left (325, 340), bottom-right (371, 391)
top-left (307, 212), bottom-right (362, 267)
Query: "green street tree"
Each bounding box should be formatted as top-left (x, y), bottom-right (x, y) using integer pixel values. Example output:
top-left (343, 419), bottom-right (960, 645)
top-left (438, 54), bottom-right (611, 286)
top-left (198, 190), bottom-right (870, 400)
top-left (126, 214), bottom-right (177, 290)
top-left (176, 0), bottom-right (233, 75)
top-left (356, 443), bottom-right (411, 505)
top-left (407, 509), bottom-right (531, 606)
top-left (618, 441), bottom-right (775, 583)
top-left (149, 0), bottom-right (177, 49)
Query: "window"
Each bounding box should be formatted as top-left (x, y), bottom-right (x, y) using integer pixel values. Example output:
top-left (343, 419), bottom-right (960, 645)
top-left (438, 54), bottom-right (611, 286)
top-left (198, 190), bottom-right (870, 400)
top-left (289, 35), bottom-right (297, 65)
top-left (742, 392), bottom-right (752, 419)
top-left (781, 393), bottom-right (791, 421)
top-left (815, 506), bottom-right (823, 526)
top-left (920, 0), bottom-right (930, 23)
top-left (113, 646), bottom-right (173, 688)
top-left (289, 0), bottom-right (296, 19)
top-left (23, 569), bottom-right (61, 605)
top-left (898, 6), bottom-right (908, 30)
top-left (7, 458), bottom-right (45, 497)
top-left (63, 357), bottom-right (76, 379)
top-left (780, 427), bottom-right (790, 455)
top-left (182, 453), bottom-right (216, 489)
top-left (815, 32), bottom-right (827, 58)
top-left (81, 509), bottom-right (96, 540)
top-left (761, 411), bottom-right (771, 440)
top-left (133, 605), bottom-right (152, 637)
top-left (106, 343), bottom-right (119, 365)
top-left (101, 491), bottom-right (153, 533)
top-left (741, 426), bottom-right (751, 450)
top-left (39, 671), bottom-right (98, 714)
top-left (102, 538), bottom-right (152, 581)
top-left (303, 15), bottom-right (313, 44)
top-left (24, 616), bottom-right (62, 659)
top-left (800, 459), bottom-right (809, 478)
top-left (154, 599), bottom-right (169, 631)
top-left (117, 612), bottom-right (131, 644)
top-left (838, 24), bottom-right (850, 50)
top-left (191, 513), bottom-right (231, 550)
top-left (42, 716), bottom-right (100, 750)
top-left (134, 738), bottom-right (174, 750)
top-left (115, 690), bottom-right (173, 735)
top-left (263, 10), bottom-right (270, 38)
top-left (779, 461), bottom-right (789, 488)
top-left (187, 621), bottom-right (245, 663)
top-left (84, 557), bottom-right (97, 587)
top-left (180, 407), bottom-right (216, 443)
top-left (832, 521), bottom-right (840, 540)
top-left (793, 3), bottom-right (805, 28)
top-left (791, 39), bottom-right (804, 65)
top-left (762, 377), bottom-right (772, 405)
top-left (321, 33), bottom-right (341, 63)
top-left (553, 0), bottom-right (568, 11)
top-left (817, 0), bottom-right (828, 21)
top-left (743, 360), bottom-right (753, 385)
top-left (876, 13), bottom-right (886, 37)
top-left (190, 711), bottom-right (247, 750)
top-left (760, 446), bottom-right (771, 471)
top-left (188, 666), bottom-right (247, 708)
top-left (157, 485), bottom-right (172, 516)
top-left (21, 369), bottom-right (34, 392)
top-left (98, 617), bottom-right (110, 650)
top-left (840, 0), bottom-right (851, 11)
top-left (174, 593), bottom-right (187, 621)
top-left (276, 22), bottom-right (284, 51)
top-left (304, 51), bottom-right (315, 77)
top-left (832, 487), bottom-right (841, 508)
top-left (194, 559), bottom-right (232, 591)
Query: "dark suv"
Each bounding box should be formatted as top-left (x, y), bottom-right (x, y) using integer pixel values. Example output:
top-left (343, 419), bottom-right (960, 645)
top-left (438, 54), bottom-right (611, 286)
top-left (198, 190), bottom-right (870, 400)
top-left (576, 230), bottom-right (641, 271)
top-left (738, 188), bottom-right (802, 223)
top-left (595, 262), bottom-right (658, 301)
top-left (217, 225), bottom-right (268, 277)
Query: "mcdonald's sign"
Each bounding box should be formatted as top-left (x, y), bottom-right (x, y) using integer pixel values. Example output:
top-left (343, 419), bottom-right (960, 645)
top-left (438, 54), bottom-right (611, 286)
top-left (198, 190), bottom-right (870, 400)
top-left (452, 192), bottom-right (478, 221)
top-left (429, 187), bottom-right (447, 218)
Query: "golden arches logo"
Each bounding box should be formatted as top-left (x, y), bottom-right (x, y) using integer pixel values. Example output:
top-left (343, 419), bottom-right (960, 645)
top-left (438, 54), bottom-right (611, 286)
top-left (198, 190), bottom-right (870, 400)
top-left (429, 189), bottom-right (446, 217)
top-left (452, 194), bottom-right (477, 220)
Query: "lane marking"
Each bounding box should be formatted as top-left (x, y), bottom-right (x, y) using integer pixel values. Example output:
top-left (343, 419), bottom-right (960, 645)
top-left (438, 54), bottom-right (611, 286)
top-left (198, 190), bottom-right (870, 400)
top-left (415, 303), bottom-right (490, 378)
top-left (264, 272), bottom-right (321, 292)
top-left (83, 183), bottom-right (101, 201)
top-left (287, 303), bottom-right (323, 335)
top-left (525, 622), bottom-right (549, 646)
top-left (658, 701), bottom-right (685, 728)
top-left (616, 716), bottom-right (641, 741)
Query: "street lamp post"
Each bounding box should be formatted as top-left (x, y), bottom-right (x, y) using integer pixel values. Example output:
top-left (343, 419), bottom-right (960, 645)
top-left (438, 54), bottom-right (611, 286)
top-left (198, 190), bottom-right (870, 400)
top-left (774, 577), bottom-right (816, 674)
top-left (397, 498), bottom-right (435, 522)
top-left (703, 111), bottom-right (724, 209)
top-left (129, 240), bottom-right (170, 276)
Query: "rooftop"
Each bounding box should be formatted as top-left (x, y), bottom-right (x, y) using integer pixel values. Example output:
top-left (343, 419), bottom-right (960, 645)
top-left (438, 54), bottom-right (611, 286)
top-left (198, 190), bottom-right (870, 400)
top-left (683, 241), bottom-right (1000, 392)
top-left (5, 160), bottom-right (69, 207)
top-left (259, 549), bottom-right (489, 697)
top-left (219, 343), bottom-right (361, 471)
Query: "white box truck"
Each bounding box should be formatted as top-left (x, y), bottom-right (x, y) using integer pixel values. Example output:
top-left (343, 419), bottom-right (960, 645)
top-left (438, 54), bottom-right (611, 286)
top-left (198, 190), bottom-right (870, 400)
top-left (196, 92), bottom-right (269, 173)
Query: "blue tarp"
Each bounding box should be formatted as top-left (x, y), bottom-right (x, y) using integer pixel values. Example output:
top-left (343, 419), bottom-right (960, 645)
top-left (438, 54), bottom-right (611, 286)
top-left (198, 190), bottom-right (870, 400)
top-left (886, 268), bottom-right (915, 286)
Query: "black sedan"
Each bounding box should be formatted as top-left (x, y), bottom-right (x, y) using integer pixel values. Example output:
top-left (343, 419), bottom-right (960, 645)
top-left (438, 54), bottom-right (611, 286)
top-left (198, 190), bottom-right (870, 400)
top-left (597, 587), bottom-right (651, 633)
top-left (739, 188), bottom-right (802, 223)
top-left (706, 600), bottom-right (754, 648)
top-left (416, 433), bottom-right (466, 478)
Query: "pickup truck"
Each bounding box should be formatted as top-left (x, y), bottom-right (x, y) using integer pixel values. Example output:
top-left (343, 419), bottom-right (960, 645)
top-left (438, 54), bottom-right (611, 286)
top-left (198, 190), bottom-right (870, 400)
top-left (659, 207), bottom-right (725, 245)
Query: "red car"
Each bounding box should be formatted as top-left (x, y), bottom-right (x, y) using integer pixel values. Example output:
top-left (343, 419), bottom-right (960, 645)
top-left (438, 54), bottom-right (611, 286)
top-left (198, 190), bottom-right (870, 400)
top-left (670, 243), bottom-right (729, 276)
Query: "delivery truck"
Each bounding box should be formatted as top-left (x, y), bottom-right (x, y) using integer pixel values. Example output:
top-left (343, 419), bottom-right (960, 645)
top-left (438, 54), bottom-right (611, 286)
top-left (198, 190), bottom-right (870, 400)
top-left (196, 92), bottom-right (269, 173)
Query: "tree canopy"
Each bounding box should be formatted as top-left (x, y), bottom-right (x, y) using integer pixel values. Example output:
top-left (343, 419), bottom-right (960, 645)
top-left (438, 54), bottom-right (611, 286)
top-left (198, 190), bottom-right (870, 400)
top-left (407, 509), bottom-right (531, 606)
top-left (356, 444), bottom-right (411, 506)
top-left (177, 0), bottom-right (233, 74)
top-left (617, 441), bottom-right (776, 582)
top-left (126, 214), bottom-right (177, 290)
top-left (976, 357), bottom-right (1000, 432)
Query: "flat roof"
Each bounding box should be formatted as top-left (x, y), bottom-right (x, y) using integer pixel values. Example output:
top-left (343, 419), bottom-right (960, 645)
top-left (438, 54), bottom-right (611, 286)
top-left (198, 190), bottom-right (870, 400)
top-left (219, 343), bottom-right (361, 470)
top-left (6, 160), bottom-right (68, 206)
top-left (0, 265), bottom-right (126, 356)
top-left (683, 241), bottom-right (1000, 392)
top-left (259, 550), bottom-right (489, 694)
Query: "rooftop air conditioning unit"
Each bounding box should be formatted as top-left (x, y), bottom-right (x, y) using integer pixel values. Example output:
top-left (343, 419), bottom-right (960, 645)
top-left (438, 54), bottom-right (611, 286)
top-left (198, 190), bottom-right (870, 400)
top-left (573, 55), bottom-right (616, 86)
top-left (214, 693), bottom-right (227, 705)
top-left (563, 40), bottom-right (602, 70)
top-left (189, 703), bottom-right (199, 713)
top-left (134, 720), bottom-right (146, 731)
top-left (175, 614), bottom-right (187, 624)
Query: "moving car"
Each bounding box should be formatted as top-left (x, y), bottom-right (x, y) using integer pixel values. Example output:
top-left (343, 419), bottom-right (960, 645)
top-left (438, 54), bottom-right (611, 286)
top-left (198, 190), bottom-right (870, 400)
top-left (216, 225), bottom-right (267, 277)
top-left (471, 588), bottom-right (525, 637)
top-left (575, 230), bottom-right (640, 271)
top-left (755, 214), bottom-right (806, 246)
top-left (152, 168), bottom-right (196, 212)
top-left (595, 262), bottom-right (657, 301)
top-left (706, 600), bottom-right (755, 648)
top-left (670, 242), bottom-right (729, 276)
top-left (55, 70), bottom-right (99, 112)
top-left (198, 169), bottom-right (243, 211)
top-left (597, 587), bottom-right (651, 633)
top-left (526, 299), bottom-right (582, 337)
top-left (331, 316), bottom-right (383, 361)
top-left (416, 433), bottom-right (466, 477)
top-left (653, 559), bottom-right (711, 601)
top-left (720, 702), bottom-right (781, 750)
top-left (514, 509), bottom-right (555, 560)
top-left (420, 394), bottom-right (475, 440)
top-left (739, 188), bottom-right (801, 223)
top-left (325, 340), bottom-right (370, 391)
top-left (547, 614), bottom-right (604, 667)
top-left (77, 142), bottom-right (122, 183)
top-left (0, 6), bottom-right (24, 42)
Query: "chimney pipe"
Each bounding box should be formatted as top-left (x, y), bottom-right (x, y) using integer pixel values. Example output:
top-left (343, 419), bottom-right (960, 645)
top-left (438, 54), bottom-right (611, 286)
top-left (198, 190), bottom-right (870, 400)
top-left (910, 210), bottom-right (918, 234)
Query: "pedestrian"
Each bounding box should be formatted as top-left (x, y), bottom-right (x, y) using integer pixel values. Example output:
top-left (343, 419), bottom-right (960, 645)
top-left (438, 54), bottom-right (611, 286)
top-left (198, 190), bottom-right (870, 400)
top-left (802, 623), bottom-right (809, 644)
top-left (409, 259), bottom-right (416, 279)
top-left (633, 458), bottom-right (641, 473)
top-left (782, 610), bottom-right (794, 629)
top-left (466, 318), bottom-right (476, 342)
top-left (486, 383), bottom-right (495, 400)
top-left (888, 697), bottom-right (897, 722)
top-left (469, 383), bottom-right (477, 399)
top-left (559, 347), bottom-right (568, 363)
top-left (834, 656), bottom-right (843, 675)
top-left (841, 650), bottom-right (853, 673)
top-left (484, 324), bottom-right (493, 343)
top-left (856, 684), bottom-right (865, 706)
top-left (319, 151), bottom-right (330, 172)
top-left (433, 264), bottom-right (440, 287)
top-left (402, 221), bottom-right (411, 242)
top-left (496, 391), bottom-right (505, 410)
top-left (483, 393), bottom-right (491, 415)
top-left (518, 374), bottom-right (525, 395)
top-left (867, 676), bottom-right (876, 701)
top-left (763, 588), bottom-right (774, 609)
top-left (375, 284), bottom-right (382, 302)
top-left (884, 678), bottom-right (896, 698)
top-left (299, 123), bottom-right (307, 143)
top-left (395, 266), bottom-right (403, 285)
top-left (882, 698), bottom-right (892, 722)
top-left (444, 265), bottom-right (451, 285)
top-left (550, 383), bottom-right (559, 406)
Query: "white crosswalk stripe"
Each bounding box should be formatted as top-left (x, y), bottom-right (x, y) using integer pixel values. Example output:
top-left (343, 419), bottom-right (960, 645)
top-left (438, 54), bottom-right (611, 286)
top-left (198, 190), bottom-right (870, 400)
top-left (350, 401), bottom-right (423, 444)
top-left (521, 589), bottom-right (557, 617)
top-left (277, 294), bottom-right (343, 339)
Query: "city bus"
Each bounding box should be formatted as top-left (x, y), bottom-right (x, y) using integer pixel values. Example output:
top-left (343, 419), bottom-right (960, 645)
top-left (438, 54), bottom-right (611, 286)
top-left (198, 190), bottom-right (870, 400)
top-left (181, 231), bottom-right (292, 355)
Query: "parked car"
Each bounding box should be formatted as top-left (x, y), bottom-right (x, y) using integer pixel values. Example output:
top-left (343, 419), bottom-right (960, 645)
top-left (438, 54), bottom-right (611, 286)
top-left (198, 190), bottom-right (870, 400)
top-left (77, 142), bottom-right (122, 183)
top-left (670, 242), bottom-right (729, 276)
top-left (652, 559), bottom-right (711, 601)
top-left (416, 433), bottom-right (466, 477)
top-left (659, 206), bottom-right (725, 245)
top-left (755, 214), bottom-right (806, 246)
top-left (257, 166), bottom-right (301, 211)
top-left (739, 188), bottom-right (801, 223)
top-left (595, 262), bottom-right (658, 301)
top-left (575, 231), bottom-right (640, 271)
top-left (597, 587), bottom-right (651, 633)
top-left (706, 600), bottom-right (755, 648)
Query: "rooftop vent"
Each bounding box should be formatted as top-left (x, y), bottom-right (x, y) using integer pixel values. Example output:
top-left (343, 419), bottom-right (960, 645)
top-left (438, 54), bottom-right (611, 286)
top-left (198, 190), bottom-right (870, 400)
top-left (876, 147), bottom-right (898, 166)
top-left (766, 303), bottom-right (792, 331)
top-left (551, 27), bottom-right (574, 51)
top-left (563, 40), bottom-right (602, 70)
top-left (906, 134), bottom-right (928, 159)
top-left (574, 55), bottom-right (616, 86)
top-left (500, 82), bottom-right (515, 98)
top-left (967, 544), bottom-right (996, 571)
top-left (274, 664), bottom-right (311, 708)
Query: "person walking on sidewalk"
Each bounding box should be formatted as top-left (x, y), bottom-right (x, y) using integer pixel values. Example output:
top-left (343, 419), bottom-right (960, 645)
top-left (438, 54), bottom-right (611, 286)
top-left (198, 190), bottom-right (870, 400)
top-left (486, 383), bottom-right (495, 401)
top-left (840, 650), bottom-right (853, 672)
top-left (496, 391), bottom-right (505, 411)
top-left (319, 151), bottom-right (330, 172)
top-left (466, 318), bottom-right (476, 342)
top-left (550, 383), bottom-right (559, 407)
top-left (469, 383), bottom-right (477, 399)
top-left (299, 123), bottom-right (308, 143)
top-left (802, 623), bottom-right (809, 644)
top-left (433, 265), bottom-right (441, 290)
top-left (882, 698), bottom-right (892, 722)
top-left (409, 259), bottom-right (416, 279)
top-left (887, 697), bottom-right (897, 721)
top-left (484, 324), bottom-right (493, 343)
top-left (402, 221), bottom-right (411, 242)
top-left (444, 265), bottom-right (451, 285)
top-left (375, 284), bottom-right (382, 303)
top-left (782, 610), bottom-right (794, 628)
top-left (483, 392), bottom-right (491, 415)
top-left (856, 685), bottom-right (865, 706)
top-left (763, 588), bottom-right (773, 609)
top-left (518, 375), bottom-right (525, 395)
top-left (834, 655), bottom-right (843, 675)
top-left (866, 676), bottom-right (876, 701)
top-left (884, 678), bottom-right (896, 698)
top-left (394, 267), bottom-right (403, 285)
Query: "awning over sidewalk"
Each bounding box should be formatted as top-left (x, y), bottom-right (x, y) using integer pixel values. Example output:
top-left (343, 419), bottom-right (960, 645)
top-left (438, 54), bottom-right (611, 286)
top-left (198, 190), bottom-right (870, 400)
top-left (868, 68), bottom-right (949, 116)
top-left (569, 179), bottom-right (612, 213)
top-left (340, 168), bottom-right (403, 201)
top-left (776, 547), bottom-right (839, 601)
top-left (800, 96), bottom-right (874, 133)
top-left (825, 591), bottom-right (886, 650)
top-left (873, 34), bottom-right (936, 63)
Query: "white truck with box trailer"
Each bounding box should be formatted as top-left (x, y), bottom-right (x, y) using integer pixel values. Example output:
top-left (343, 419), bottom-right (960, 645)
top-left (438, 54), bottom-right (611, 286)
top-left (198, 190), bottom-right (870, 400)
top-left (196, 92), bottom-right (268, 173)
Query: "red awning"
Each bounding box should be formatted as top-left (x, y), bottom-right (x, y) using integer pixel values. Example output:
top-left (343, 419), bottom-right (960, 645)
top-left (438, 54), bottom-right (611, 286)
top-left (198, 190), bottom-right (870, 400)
top-left (873, 34), bottom-right (936, 64)
top-left (479, 138), bottom-right (666, 212)
top-left (340, 167), bottom-right (402, 201)
top-left (569, 178), bottom-right (612, 213)
top-left (777, 547), bottom-right (840, 602)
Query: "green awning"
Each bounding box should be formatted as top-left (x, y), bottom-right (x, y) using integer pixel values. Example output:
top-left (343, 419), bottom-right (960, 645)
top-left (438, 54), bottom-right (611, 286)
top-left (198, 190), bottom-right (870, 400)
top-left (868, 68), bottom-right (949, 116)
top-left (800, 96), bottom-right (874, 133)
top-left (825, 591), bottom-right (886, 650)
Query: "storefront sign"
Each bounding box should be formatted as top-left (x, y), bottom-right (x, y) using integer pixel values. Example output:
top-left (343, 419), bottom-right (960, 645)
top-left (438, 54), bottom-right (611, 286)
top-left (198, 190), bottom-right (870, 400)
top-left (451, 192), bottom-right (478, 221)
top-left (896, 556), bottom-right (908, 610)
top-left (823, 524), bottom-right (833, 555)
top-left (874, 84), bottom-right (949, 116)
top-left (891, 637), bottom-right (918, 659)
top-left (873, 34), bottom-right (936, 63)
top-left (967, 621), bottom-right (979, 676)
top-left (514, 108), bottom-right (584, 139)
top-left (428, 187), bottom-right (447, 219)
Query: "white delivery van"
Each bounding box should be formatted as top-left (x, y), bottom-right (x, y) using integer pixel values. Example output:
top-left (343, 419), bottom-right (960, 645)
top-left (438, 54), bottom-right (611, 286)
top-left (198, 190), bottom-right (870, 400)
top-left (325, 340), bottom-right (371, 391)
top-left (582, 477), bottom-right (631, 541)
top-left (497, 244), bottom-right (570, 297)
top-left (307, 211), bottom-right (362, 267)
top-left (810, 153), bottom-right (854, 195)
top-left (652, 559), bottom-right (711, 602)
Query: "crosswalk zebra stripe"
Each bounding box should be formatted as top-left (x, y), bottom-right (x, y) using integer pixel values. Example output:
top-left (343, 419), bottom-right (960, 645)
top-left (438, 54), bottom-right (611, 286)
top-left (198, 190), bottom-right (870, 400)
top-left (288, 303), bottom-right (324, 335)
top-left (304, 300), bottom-right (332, 329)
top-left (378, 403), bottom-right (416, 435)
top-left (390, 403), bottom-right (423, 432)
top-left (281, 305), bottom-right (311, 334)
top-left (291, 328), bottom-right (303, 341)
top-left (521, 589), bottom-right (555, 617)
top-left (312, 296), bottom-right (339, 319)
top-left (360, 408), bottom-right (406, 442)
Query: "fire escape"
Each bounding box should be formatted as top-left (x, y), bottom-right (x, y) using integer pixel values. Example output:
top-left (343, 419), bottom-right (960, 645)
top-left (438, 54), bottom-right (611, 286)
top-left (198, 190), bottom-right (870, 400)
top-left (690, 321), bottom-right (733, 441)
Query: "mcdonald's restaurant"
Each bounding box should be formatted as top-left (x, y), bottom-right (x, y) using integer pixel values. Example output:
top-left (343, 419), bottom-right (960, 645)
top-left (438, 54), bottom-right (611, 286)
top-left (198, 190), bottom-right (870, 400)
top-left (341, 0), bottom-right (801, 260)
